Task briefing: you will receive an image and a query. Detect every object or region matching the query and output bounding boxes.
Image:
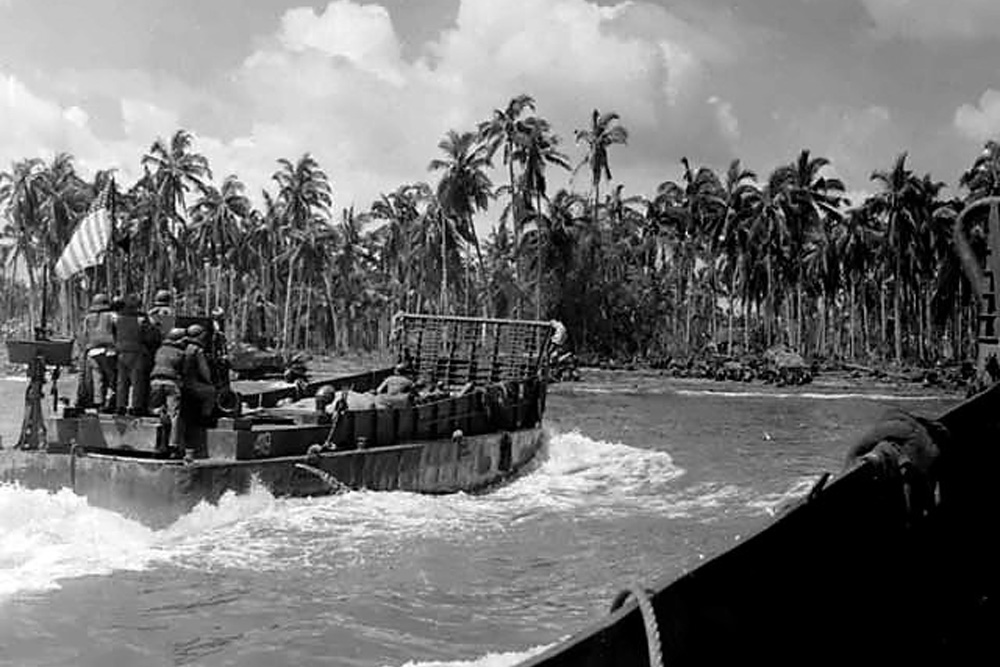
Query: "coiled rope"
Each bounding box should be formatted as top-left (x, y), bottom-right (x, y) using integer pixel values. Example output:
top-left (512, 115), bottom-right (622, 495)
top-left (610, 584), bottom-right (664, 667)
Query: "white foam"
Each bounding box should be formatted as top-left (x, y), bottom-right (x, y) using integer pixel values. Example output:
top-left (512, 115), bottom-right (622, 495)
top-left (675, 388), bottom-right (949, 401)
top-left (391, 644), bottom-right (553, 667)
top-left (0, 431), bottom-right (785, 596)
top-left (0, 484), bottom-right (158, 598)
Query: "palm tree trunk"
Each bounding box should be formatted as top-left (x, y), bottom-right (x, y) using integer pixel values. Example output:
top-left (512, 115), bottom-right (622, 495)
top-left (849, 280), bottom-right (857, 360)
top-left (894, 253), bottom-right (903, 364)
top-left (440, 213), bottom-right (448, 314)
top-left (727, 271), bottom-right (736, 355)
top-left (283, 255), bottom-right (295, 352)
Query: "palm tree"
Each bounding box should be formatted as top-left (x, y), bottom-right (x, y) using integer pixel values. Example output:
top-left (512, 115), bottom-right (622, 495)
top-left (0, 158), bottom-right (45, 327)
top-left (141, 129), bottom-right (213, 290)
top-left (189, 174), bottom-right (251, 312)
top-left (428, 129), bottom-right (493, 314)
top-left (870, 152), bottom-right (922, 363)
top-left (771, 149), bottom-right (846, 350)
top-left (478, 94), bottom-right (536, 236)
top-left (837, 205), bottom-right (880, 360)
top-left (715, 160), bottom-right (759, 354)
top-left (574, 109), bottom-right (628, 234)
top-left (272, 154), bottom-right (333, 350)
top-left (515, 116), bottom-right (570, 317)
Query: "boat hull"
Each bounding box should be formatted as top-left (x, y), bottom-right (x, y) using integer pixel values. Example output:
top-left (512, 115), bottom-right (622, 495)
top-left (0, 427), bottom-right (545, 528)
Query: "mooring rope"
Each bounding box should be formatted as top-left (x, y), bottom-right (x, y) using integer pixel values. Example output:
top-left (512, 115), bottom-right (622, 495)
top-left (610, 584), bottom-right (664, 667)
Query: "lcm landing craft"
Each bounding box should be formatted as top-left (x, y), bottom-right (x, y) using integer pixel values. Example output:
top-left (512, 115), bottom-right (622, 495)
top-left (2, 314), bottom-right (556, 528)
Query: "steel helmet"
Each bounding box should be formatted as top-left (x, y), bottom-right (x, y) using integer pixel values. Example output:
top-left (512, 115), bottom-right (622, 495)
top-left (153, 289), bottom-right (172, 306)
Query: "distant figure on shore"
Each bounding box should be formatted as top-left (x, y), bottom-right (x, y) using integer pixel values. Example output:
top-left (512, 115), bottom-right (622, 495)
top-left (78, 292), bottom-right (116, 411)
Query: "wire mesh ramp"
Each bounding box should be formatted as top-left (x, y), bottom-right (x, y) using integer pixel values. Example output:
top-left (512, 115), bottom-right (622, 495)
top-left (392, 313), bottom-right (555, 390)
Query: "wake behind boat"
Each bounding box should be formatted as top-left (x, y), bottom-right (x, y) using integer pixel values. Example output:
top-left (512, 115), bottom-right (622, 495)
top-left (1, 313), bottom-right (555, 528)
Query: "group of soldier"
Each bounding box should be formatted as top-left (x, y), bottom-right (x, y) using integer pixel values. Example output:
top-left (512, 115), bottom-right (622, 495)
top-left (76, 290), bottom-right (216, 454)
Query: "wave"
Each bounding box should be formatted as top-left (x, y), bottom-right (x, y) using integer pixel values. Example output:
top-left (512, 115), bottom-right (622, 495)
top-left (0, 430), bottom-right (804, 598)
top-left (675, 388), bottom-right (950, 401)
top-left (391, 644), bottom-right (553, 667)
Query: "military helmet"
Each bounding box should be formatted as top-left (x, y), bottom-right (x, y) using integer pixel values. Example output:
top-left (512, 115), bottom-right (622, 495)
top-left (90, 293), bottom-right (110, 310)
top-left (186, 324), bottom-right (206, 341)
top-left (166, 327), bottom-right (187, 343)
top-left (153, 289), bottom-right (172, 306)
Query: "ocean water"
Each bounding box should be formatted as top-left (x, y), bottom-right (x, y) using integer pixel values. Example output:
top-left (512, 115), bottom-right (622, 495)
top-left (0, 371), bottom-right (956, 666)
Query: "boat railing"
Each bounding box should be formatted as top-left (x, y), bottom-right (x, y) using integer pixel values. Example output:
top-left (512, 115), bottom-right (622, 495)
top-left (392, 312), bottom-right (556, 390)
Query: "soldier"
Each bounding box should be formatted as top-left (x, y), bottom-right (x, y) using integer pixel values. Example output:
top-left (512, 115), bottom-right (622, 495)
top-left (112, 293), bottom-right (155, 415)
top-left (149, 327), bottom-right (188, 455)
top-left (183, 323), bottom-right (217, 423)
top-left (148, 289), bottom-right (175, 337)
top-left (78, 292), bottom-right (116, 410)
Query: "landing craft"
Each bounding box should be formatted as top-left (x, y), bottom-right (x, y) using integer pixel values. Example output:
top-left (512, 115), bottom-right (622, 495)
top-left (1, 313), bottom-right (556, 528)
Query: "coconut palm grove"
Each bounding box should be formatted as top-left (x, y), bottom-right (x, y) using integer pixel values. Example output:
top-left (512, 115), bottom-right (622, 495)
top-left (2, 94), bottom-right (1000, 370)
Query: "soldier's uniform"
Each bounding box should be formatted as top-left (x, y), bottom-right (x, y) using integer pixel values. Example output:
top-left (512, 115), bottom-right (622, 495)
top-left (79, 293), bottom-right (116, 410)
top-left (112, 294), bottom-right (155, 415)
top-left (182, 324), bottom-right (217, 422)
top-left (150, 328), bottom-right (187, 454)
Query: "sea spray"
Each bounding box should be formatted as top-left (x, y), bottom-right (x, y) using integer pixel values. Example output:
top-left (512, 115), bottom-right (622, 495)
top-left (1, 431), bottom-right (801, 598)
top-left (0, 484), bottom-right (157, 598)
top-left (390, 644), bottom-right (553, 667)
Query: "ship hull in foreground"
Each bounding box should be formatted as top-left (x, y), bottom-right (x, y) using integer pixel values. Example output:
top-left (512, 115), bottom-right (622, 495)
top-left (517, 383), bottom-right (1000, 667)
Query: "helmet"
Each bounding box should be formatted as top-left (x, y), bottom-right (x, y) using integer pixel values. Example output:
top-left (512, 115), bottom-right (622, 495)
top-left (90, 293), bottom-right (110, 311)
top-left (186, 324), bottom-right (206, 344)
top-left (123, 293), bottom-right (141, 310)
top-left (166, 327), bottom-right (187, 343)
top-left (153, 290), bottom-right (172, 306)
top-left (314, 385), bottom-right (337, 411)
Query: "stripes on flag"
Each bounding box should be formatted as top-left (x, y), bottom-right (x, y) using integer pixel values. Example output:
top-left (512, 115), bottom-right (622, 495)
top-left (54, 183), bottom-right (113, 280)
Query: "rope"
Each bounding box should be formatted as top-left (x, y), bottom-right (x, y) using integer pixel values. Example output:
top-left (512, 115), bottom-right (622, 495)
top-left (610, 584), bottom-right (664, 667)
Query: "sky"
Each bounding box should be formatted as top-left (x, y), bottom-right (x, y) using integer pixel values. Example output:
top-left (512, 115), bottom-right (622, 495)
top-left (2, 0), bottom-right (1000, 223)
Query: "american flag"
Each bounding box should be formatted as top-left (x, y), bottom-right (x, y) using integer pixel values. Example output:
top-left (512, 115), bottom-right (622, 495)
top-left (54, 182), bottom-right (114, 280)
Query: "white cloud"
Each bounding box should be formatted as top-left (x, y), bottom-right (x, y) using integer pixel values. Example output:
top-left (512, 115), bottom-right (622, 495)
top-left (277, 1), bottom-right (405, 85)
top-left (860, 0), bottom-right (1000, 40)
top-left (955, 89), bottom-right (1000, 142)
top-left (230, 0), bottom-right (745, 209)
top-left (3, 0), bottom-right (750, 221)
top-left (708, 96), bottom-right (740, 141)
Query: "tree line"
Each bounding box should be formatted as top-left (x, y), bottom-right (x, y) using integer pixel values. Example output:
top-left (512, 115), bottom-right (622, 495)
top-left (2, 93), bottom-right (1000, 367)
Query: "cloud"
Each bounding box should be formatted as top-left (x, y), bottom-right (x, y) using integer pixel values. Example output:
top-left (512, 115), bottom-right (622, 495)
top-left (955, 89), bottom-right (1000, 142)
top-left (860, 0), bottom-right (1000, 40)
top-left (230, 0), bottom-right (748, 209)
top-left (4, 0), bottom-right (753, 221)
top-left (774, 104), bottom-right (900, 189)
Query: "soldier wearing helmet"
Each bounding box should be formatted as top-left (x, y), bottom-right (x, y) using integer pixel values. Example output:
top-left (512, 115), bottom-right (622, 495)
top-left (149, 327), bottom-right (188, 454)
top-left (148, 289), bottom-right (175, 337)
top-left (183, 323), bottom-right (217, 425)
top-left (112, 293), bottom-right (156, 415)
top-left (77, 292), bottom-right (116, 410)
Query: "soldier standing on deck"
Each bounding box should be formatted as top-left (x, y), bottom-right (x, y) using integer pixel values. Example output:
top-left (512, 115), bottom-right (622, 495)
top-left (183, 324), bottom-right (217, 423)
top-left (150, 327), bottom-right (188, 455)
top-left (78, 293), bottom-right (116, 410)
top-left (112, 293), bottom-right (156, 415)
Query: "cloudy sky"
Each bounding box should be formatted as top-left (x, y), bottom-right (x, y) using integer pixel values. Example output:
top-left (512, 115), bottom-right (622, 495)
top-left (2, 0), bottom-right (999, 218)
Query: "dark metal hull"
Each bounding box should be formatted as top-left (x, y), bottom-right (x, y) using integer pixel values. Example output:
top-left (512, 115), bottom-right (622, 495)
top-left (518, 385), bottom-right (1000, 667)
top-left (1, 427), bottom-right (545, 528)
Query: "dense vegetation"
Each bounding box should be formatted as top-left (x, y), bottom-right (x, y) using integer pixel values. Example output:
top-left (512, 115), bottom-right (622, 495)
top-left (3, 94), bottom-right (1000, 368)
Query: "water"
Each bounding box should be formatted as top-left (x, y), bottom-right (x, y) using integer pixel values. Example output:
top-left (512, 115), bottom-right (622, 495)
top-left (0, 371), bottom-right (957, 666)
